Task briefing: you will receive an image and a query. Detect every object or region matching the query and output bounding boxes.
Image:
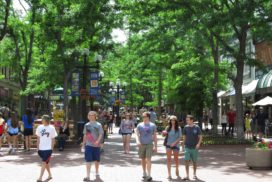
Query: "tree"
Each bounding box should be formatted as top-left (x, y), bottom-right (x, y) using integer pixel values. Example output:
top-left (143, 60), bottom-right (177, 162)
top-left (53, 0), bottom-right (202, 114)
top-left (0, 0), bottom-right (11, 41)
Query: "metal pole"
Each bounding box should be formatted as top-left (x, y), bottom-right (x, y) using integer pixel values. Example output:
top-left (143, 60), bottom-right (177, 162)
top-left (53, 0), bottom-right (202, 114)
top-left (130, 74), bottom-right (133, 111)
top-left (116, 84), bottom-right (120, 126)
top-left (82, 54), bottom-right (87, 121)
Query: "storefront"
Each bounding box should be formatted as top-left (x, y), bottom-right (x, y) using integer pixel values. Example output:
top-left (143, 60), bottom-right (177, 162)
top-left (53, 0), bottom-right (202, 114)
top-left (0, 81), bottom-right (20, 112)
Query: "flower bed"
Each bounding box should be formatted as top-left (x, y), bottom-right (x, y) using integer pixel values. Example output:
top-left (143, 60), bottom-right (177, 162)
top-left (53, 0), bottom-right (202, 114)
top-left (202, 135), bottom-right (254, 145)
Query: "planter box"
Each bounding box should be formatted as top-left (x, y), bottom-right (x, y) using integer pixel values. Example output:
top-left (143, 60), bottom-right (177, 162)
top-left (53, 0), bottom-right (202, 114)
top-left (245, 148), bottom-right (272, 169)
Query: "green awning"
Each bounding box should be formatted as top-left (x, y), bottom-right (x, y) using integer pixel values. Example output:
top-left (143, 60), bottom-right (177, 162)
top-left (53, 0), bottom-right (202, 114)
top-left (257, 70), bottom-right (272, 89)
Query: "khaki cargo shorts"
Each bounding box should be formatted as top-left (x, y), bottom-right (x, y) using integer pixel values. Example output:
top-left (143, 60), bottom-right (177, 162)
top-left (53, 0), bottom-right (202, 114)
top-left (138, 144), bottom-right (153, 159)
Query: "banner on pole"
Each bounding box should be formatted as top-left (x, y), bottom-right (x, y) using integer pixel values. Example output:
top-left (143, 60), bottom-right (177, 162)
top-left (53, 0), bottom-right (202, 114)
top-left (90, 72), bottom-right (99, 96)
top-left (71, 72), bottom-right (80, 96)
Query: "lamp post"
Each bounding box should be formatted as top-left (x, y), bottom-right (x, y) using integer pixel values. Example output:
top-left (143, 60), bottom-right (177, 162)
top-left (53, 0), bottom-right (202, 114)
top-left (81, 48), bottom-right (90, 120)
top-left (109, 79), bottom-right (127, 126)
top-left (79, 49), bottom-right (103, 121)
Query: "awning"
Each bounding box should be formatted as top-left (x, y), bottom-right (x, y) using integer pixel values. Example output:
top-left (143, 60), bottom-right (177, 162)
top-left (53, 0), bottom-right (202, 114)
top-left (222, 79), bottom-right (258, 97)
top-left (252, 96), bottom-right (272, 106)
top-left (217, 91), bottom-right (226, 98)
top-left (242, 79), bottom-right (259, 95)
top-left (257, 70), bottom-right (272, 89)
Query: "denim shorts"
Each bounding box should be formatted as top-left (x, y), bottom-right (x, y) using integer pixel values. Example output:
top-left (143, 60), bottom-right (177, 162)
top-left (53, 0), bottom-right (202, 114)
top-left (8, 132), bottom-right (18, 136)
top-left (38, 150), bottom-right (52, 164)
top-left (166, 145), bottom-right (180, 151)
top-left (85, 145), bottom-right (101, 162)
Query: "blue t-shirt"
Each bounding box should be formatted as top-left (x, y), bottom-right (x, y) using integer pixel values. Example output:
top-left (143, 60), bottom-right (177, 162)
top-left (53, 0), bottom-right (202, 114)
top-left (22, 115), bottom-right (34, 129)
top-left (7, 119), bottom-right (19, 134)
top-left (183, 125), bottom-right (201, 149)
top-left (120, 120), bottom-right (134, 134)
top-left (166, 127), bottom-right (182, 147)
top-left (137, 122), bottom-right (156, 145)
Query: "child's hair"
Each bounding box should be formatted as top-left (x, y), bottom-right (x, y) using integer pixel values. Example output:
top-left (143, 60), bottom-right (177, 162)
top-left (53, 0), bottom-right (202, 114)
top-left (10, 112), bottom-right (18, 128)
top-left (26, 108), bottom-right (33, 125)
top-left (42, 115), bottom-right (50, 122)
top-left (186, 115), bottom-right (194, 121)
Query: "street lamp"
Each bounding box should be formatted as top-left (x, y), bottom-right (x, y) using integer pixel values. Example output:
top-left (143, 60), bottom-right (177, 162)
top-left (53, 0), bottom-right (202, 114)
top-left (79, 49), bottom-right (103, 121)
top-left (109, 79), bottom-right (127, 126)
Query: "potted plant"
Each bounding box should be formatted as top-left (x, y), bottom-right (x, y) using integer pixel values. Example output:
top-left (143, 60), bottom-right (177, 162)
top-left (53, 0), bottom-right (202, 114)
top-left (245, 138), bottom-right (272, 169)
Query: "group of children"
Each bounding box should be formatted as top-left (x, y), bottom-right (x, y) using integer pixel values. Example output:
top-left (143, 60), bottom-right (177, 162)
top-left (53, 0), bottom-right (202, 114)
top-left (0, 108), bottom-right (35, 154)
top-left (1, 108), bottom-right (202, 182)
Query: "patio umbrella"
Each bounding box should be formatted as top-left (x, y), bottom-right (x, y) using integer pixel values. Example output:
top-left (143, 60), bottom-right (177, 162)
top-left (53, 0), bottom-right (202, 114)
top-left (252, 96), bottom-right (272, 106)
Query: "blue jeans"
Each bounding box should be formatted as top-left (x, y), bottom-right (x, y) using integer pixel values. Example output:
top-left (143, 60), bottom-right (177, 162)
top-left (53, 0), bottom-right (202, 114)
top-left (58, 137), bottom-right (66, 150)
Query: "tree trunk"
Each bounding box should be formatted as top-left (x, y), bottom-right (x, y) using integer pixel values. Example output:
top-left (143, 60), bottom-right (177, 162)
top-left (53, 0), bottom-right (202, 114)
top-left (0, 0), bottom-right (11, 41)
top-left (210, 35), bottom-right (219, 135)
top-left (235, 29), bottom-right (248, 140)
top-left (157, 67), bottom-right (163, 118)
top-left (130, 74), bottom-right (133, 111)
top-left (63, 68), bottom-right (69, 123)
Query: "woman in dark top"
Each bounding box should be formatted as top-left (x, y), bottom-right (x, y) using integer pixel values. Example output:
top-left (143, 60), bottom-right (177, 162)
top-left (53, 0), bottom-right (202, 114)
top-left (58, 122), bottom-right (70, 151)
top-left (22, 109), bottom-right (34, 151)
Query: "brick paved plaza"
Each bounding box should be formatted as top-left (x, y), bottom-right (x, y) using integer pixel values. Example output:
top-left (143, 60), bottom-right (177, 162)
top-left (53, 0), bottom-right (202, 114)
top-left (0, 128), bottom-right (272, 182)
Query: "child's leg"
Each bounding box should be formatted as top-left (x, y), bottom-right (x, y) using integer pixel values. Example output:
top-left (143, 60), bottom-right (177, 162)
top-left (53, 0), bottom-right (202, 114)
top-left (7, 134), bottom-right (11, 148)
top-left (86, 162), bottom-right (91, 178)
top-left (38, 162), bottom-right (46, 180)
top-left (173, 150), bottom-right (179, 176)
top-left (45, 163), bottom-right (52, 178)
top-left (95, 161), bottom-right (99, 174)
top-left (126, 135), bottom-right (131, 152)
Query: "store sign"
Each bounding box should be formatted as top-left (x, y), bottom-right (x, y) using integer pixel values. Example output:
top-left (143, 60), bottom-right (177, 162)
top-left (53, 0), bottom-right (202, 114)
top-left (71, 72), bottom-right (80, 96)
top-left (90, 72), bottom-right (99, 96)
top-left (50, 95), bottom-right (62, 101)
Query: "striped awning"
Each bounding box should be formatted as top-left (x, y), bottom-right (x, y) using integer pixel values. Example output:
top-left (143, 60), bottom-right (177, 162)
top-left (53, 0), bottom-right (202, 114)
top-left (257, 70), bottom-right (272, 89)
top-left (220, 79), bottom-right (258, 97)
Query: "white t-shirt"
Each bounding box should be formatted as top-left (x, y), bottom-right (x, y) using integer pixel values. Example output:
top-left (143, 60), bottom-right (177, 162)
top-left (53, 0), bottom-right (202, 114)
top-left (36, 125), bottom-right (57, 150)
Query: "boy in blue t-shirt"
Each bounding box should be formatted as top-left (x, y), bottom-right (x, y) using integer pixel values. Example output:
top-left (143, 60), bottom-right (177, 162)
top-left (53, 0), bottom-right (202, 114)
top-left (182, 115), bottom-right (202, 181)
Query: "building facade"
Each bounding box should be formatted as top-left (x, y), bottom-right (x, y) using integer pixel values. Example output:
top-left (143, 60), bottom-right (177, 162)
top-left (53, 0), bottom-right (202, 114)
top-left (0, 67), bottom-right (20, 111)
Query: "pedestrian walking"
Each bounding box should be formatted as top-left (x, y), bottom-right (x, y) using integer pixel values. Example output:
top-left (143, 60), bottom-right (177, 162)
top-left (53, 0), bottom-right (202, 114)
top-left (120, 112), bottom-right (134, 154)
top-left (108, 112), bottom-right (114, 134)
top-left (221, 111), bottom-right (227, 135)
top-left (149, 108), bottom-right (157, 123)
top-left (202, 111), bottom-right (208, 131)
top-left (22, 108), bottom-right (35, 151)
top-left (164, 115), bottom-right (182, 180)
top-left (256, 107), bottom-right (268, 139)
top-left (250, 110), bottom-right (257, 141)
top-left (182, 115), bottom-right (202, 181)
top-left (6, 111), bottom-right (19, 154)
top-left (36, 115), bottom-right (57, 182)
top-left (227, 109), bottom-right (236, 136)
top-left (244, 113), bottom-right (252, 139)
top-left (136, 111), bottom-right (157, 181)
top-left (82, 111), bottom-right (103, 182)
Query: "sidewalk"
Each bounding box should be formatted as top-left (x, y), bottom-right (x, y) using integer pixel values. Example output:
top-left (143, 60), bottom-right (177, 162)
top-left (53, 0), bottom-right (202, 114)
top-left (0, 127), bottom-right (272, 182)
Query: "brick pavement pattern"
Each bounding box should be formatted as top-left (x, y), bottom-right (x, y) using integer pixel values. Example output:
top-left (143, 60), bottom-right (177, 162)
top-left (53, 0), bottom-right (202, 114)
top-left (0, 127), bottom-right (272, 182)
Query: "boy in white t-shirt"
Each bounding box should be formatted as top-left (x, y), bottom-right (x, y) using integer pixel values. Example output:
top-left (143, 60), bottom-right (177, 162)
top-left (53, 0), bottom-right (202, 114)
top-left (36, 115), bottom-right (57, 182)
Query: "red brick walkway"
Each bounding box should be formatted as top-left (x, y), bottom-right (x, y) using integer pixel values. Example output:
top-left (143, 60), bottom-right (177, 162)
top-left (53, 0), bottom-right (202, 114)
top-left (0, 127), bottom-right (271, 182)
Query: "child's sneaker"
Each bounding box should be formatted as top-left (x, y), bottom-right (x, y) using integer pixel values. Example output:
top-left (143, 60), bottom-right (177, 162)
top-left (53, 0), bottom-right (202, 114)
top-left (146, 176), bottom-right (152, 181)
